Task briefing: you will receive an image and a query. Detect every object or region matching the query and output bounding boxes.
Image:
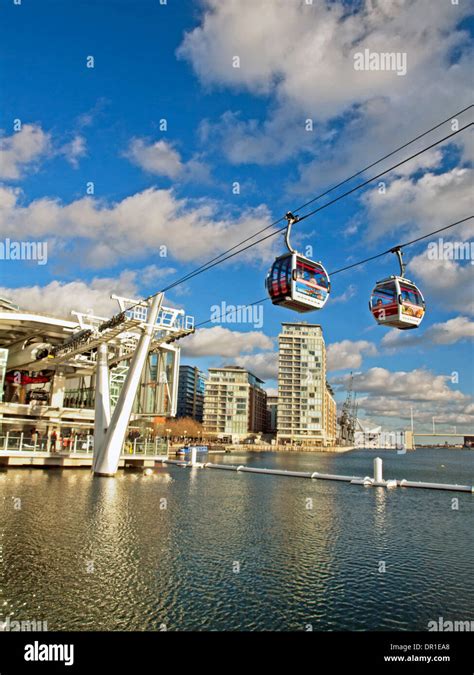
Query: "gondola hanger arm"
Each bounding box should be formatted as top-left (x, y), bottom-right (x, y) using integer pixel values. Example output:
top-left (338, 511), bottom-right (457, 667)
top-left (390, 246), bottom-right (406, 277)
top-left (285, 212), bottom-right (300, 254)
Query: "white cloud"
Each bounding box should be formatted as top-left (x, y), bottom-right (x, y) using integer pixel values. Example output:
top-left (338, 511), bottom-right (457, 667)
top-left (0, 265), bottom-right (176, 319)
top-left (0, 185), bottom-right (276, 267)
top-left (386, 148), bottom-right (443, 178)
top-left (363, 167), bottom-right (474, 242)
top-left (76, 98), bottom-right (108, 128)
top-left (178, 0), bottom-right (472, 236)
top-left (125, 139), bottom-right (183, 178)
top-left (178, 0), bottom-right (455, 114)
top-left (264, 387), bottom-right (278, 397)
top-left (332, 367), bottom-right (474, 428)
top-left (198, 109), bottom-right (310, 166)
top-left (124, 137), bottom-right (212, 183)
top-left (177, 0), bottom-right (472, 179)
top-left (331, 284), bottom-right (357, 304)
top-left (181, 326), bottom-right (273, 358)
top-left (235, 351), bottom-right (278, 381)
top-left (382, 316), bottom-right (474, 350)
top-left (345, 367), bottom-right (464, 402)
top-left (291, 101), bottom-right (472, 197)
top-left (326, 339), bottom-right (377, 371)
top-left (139, 264), bottom-right (177, 286)
top-left (407, 249), bottom-right (474, 316)
top-left (59, 135), bottom-right (87, 168)
top-left (0, 124), bottom-right (51, 179)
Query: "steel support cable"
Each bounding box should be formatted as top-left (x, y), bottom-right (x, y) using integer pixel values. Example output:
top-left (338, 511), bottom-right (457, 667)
top-left (192, 215), bottom-right (474, 328)
top-left (155, 105), bottom-right (474, 293)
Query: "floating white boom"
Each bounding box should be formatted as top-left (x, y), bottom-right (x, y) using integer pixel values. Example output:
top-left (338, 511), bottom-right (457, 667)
top-left (163, 457), bottom-right (473, 494)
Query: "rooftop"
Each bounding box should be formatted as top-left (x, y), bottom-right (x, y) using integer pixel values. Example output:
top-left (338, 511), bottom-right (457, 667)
top-left (208, 365), bottom-right (264, 384)
top-left (281, 322), bottom-right (322, 328)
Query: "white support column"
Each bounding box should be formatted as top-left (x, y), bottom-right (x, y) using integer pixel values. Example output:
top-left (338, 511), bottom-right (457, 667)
top-left (160, 343), bottom-right (180, 417)
top-left (170, 345), bottom-right (180, 417)
top-left (374, 457), bottom-right (383, 483)
top-left (50, 370), bottom-right (66, 408)
top-left (93, 294), bottom-right (163, 476)
top-left (92, 343), bottom-right (111, 473)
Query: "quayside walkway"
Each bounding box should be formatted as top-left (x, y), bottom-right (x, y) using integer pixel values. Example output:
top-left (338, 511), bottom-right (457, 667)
top-left (0, 435), bottom-right (167, 468)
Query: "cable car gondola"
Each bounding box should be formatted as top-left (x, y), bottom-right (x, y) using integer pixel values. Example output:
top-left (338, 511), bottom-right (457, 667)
top-left (266, 212), bottom-right (330, 313)
top-left (370, 247), bottom-right (425, 329)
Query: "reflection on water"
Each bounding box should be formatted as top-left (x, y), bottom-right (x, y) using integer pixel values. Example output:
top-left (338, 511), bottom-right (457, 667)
top-left (0, 449), bottom-right (473, 631)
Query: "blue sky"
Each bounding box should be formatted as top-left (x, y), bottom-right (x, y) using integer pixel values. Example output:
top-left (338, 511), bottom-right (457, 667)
top-left (0, 0), bottom-right (473, 433)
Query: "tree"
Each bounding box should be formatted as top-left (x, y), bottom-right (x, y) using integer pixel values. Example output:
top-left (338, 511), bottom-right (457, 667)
top-left (163, 417), bottom-right (204, 440)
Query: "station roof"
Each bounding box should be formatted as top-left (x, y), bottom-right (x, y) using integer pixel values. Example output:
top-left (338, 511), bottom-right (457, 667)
top-left (0, 309), bottom-right (79, 350)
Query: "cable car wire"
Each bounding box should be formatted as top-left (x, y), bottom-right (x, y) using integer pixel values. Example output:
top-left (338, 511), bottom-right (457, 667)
top-left (160, 122), bottom-right (472, 294)
top-left (294, 123), bottom-right (472, 224)
top-left (155, 105), bottom-right (473, 294)
top-left (192, 214), bottom-right (473, 328)
top-left (327, 214), bottom-right (473, 276)
top-left (119, 115), bottom-right (472, 315)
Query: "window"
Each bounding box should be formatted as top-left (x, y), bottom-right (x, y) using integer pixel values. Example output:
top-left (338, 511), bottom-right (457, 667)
top-left (400, 285), bottom-right (422, 306)
top-left (371, 282), bottom-right (396, 308)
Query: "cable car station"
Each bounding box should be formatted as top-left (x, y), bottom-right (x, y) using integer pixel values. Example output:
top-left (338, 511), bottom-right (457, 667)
top-left (0, 295), bottom-right (194, 474)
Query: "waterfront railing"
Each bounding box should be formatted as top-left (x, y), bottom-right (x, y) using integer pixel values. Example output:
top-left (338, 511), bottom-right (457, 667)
top-left (0, 432), bottom-right (167, 457)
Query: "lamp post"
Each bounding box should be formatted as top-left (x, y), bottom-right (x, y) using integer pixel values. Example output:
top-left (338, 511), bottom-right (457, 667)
top-left (432, 417), bottom-right (436, 435)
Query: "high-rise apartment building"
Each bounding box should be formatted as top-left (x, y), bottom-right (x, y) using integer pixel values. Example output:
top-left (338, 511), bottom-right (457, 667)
top-left (266, 395), bottom-right (278, 434)
top-left (277, 322), bottom-right (336, 446)
top-left (203, 366), bottom-right (267, 442)
top-left (324, 382), bottom-right (337, 445)
top-left (176, 365), bottom-right (206, 421)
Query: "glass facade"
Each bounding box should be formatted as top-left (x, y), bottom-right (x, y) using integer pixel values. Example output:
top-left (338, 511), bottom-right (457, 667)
top-left (176, 365), bottom-right (205, 421)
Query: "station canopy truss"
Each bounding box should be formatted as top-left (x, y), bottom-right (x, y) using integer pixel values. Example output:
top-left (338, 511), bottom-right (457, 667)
top-left (15, 295), bottom-right (195, 374)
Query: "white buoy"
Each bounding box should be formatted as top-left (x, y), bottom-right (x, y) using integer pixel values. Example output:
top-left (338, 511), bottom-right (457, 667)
top-left (374, 457), bottom-right (383, 483)
top-left (143, 468), bottom-right (153, 476)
